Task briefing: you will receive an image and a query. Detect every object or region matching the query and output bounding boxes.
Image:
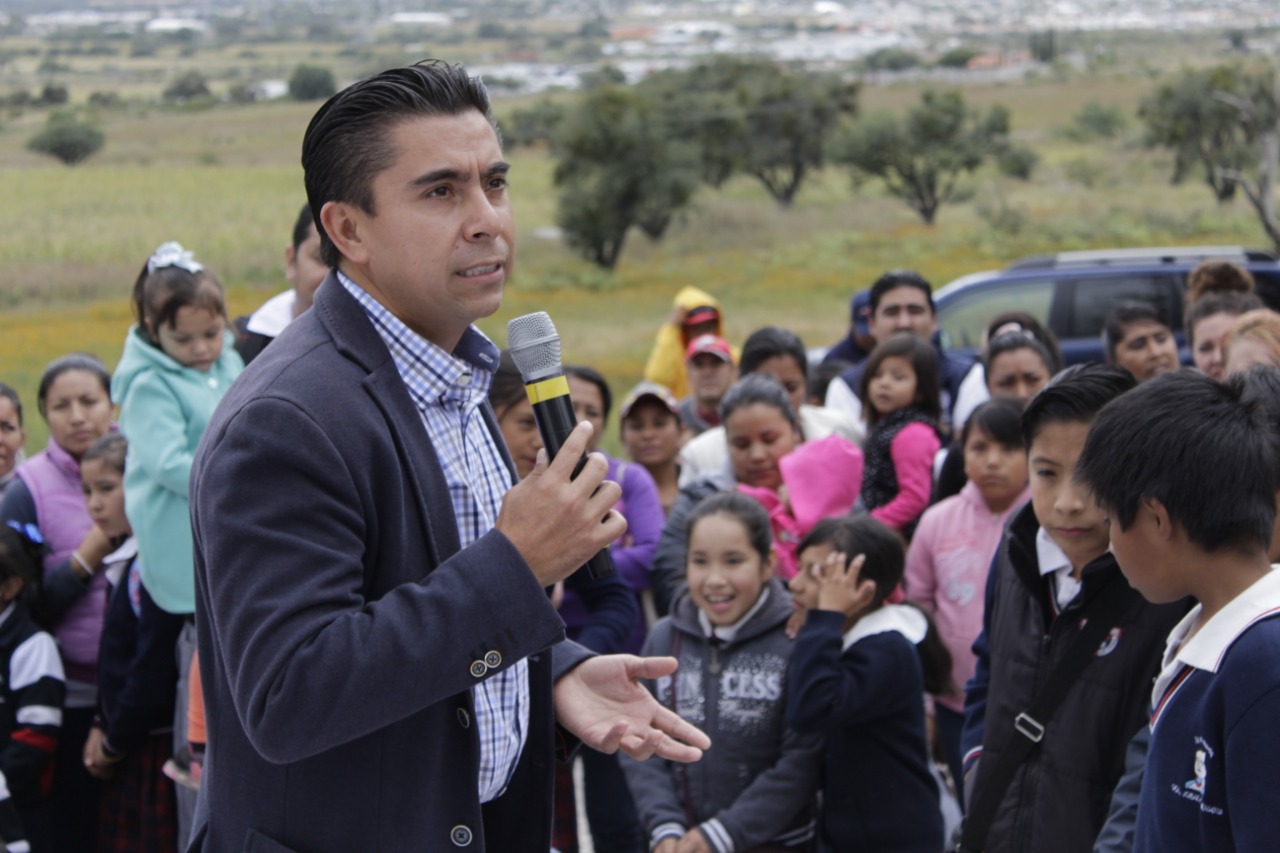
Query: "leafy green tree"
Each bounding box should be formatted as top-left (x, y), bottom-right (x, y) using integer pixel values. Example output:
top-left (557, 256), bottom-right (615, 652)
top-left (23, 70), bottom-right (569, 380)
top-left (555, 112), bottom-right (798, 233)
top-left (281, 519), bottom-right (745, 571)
top-left (1140, 65), bottom-right (1257, 203)
top-left (1029, 30), bottom-right (1058, 62)
top-left (38, 83), bottom-right (68, 105)
top-left (163, 70), bottom-right (209, 101)
top-left (27, 112), bottom-right (104, 165)
top-left (502, 99), bottom-right (567, 148)
top-left (1068, 101), bottom-right (1131, 140)
top-left (289, 64), bottom-right (337, 101)
top-left (936, 47), bottom-right (979, 69)
top-left (832, 89), bottom-right (1025, 224)
top-left (639, 57), bottom-right (859, 206)
top-left (551, 86), bottom-right (700, 269)
top-left (865, 48), bottom-right (921, 72)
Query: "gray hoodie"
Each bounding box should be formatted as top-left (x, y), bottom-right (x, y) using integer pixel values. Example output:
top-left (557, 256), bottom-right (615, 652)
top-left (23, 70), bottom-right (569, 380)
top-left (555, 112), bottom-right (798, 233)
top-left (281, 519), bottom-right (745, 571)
top-left (621, 578), bottom-right (823, 853)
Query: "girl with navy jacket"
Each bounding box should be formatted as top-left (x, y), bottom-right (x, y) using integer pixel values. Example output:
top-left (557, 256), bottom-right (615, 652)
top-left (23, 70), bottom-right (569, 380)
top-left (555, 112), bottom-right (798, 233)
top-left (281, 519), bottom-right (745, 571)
top-left (787, 515), bottom-right (950, 853)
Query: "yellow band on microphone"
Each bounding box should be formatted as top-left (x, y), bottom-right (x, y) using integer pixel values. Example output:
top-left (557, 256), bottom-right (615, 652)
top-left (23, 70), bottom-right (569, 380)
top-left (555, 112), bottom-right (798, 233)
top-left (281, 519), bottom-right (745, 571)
top-left (526, 375), bottom-right (571, 404)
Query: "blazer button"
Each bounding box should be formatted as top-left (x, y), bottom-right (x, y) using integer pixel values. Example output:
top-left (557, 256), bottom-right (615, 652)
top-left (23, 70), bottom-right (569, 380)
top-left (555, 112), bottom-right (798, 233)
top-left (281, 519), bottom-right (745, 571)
top-left (451, 824), bottom-right (473, 847)
top-left (457, 708), bottom-right (470, 729)
top-left (469, 660), bottom-right (487, 678)
top-left (484, 650), bottom-right (502, 669)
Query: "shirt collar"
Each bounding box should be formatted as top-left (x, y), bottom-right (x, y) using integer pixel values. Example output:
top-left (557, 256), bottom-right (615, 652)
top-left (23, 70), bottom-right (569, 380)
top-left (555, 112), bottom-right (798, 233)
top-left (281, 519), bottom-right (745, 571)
top-left (1165, 567), bottom-right (1280, 675)
top-left (842, 603), bottom-right (928, 651)
top-left (1035, 526), bottom-right (1072, 577)
top-left (697, 587), bottom-right (771, 644)
top-left (337, 271), bottom-right (500, 404)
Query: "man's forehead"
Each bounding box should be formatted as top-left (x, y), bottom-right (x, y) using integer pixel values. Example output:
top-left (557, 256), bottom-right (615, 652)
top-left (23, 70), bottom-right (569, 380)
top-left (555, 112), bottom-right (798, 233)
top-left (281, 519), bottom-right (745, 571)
top-left (877, 286), bottom-right (931, 310)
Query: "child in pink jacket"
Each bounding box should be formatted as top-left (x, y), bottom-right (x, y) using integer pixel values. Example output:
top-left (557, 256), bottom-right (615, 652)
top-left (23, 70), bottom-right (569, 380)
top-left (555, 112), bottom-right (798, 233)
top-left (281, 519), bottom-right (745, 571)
top-left (904, 398), bottom-right (1029, 789)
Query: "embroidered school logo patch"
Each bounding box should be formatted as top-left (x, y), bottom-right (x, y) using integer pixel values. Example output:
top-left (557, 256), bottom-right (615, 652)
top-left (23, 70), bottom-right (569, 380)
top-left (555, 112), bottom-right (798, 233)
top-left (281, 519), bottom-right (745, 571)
top-left (1095, 627), bottom-right (1122, 657)
top-left (1185, 748), bottom-right (1207, 794)
top-left (1169, 737), bottom-right (1224, 817)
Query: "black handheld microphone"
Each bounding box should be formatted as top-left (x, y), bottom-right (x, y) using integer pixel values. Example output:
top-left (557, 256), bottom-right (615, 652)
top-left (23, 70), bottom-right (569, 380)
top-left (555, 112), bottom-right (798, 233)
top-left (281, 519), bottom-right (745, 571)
top-left (507, 311), bottom-right (616, 579)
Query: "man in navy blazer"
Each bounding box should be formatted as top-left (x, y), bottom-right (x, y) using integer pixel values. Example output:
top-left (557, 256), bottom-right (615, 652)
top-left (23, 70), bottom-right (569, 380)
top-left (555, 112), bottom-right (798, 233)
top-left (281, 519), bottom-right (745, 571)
top-left (188, 60), bottom-right (708, 852)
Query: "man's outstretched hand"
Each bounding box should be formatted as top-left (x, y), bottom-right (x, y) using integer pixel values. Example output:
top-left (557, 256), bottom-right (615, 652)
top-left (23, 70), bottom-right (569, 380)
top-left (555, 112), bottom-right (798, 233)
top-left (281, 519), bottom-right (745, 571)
top-left (553, 655), bottom-right (710, 763)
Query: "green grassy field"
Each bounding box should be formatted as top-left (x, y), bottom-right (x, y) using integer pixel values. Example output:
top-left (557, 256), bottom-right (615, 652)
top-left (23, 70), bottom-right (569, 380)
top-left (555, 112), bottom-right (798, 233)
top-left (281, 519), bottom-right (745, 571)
top-left (1, 61), bottom-right (1273, 450)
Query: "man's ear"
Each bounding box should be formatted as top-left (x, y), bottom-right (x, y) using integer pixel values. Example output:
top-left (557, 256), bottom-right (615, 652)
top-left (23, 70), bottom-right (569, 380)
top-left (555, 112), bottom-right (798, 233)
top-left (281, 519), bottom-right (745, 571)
top-left (319, 201), bottom-right (369, 267)
top-left (1146, 497), bottom-right (1175, 542)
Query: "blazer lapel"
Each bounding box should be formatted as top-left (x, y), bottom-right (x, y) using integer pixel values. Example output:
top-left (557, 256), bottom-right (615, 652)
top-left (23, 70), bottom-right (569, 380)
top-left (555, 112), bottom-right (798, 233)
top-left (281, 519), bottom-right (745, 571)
top-left (314, 274), bottom-right (460, 567)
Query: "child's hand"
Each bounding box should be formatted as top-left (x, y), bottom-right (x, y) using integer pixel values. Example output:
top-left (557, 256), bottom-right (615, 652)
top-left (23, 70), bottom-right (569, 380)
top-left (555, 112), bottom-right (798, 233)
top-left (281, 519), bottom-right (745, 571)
top-left (82, 726), bottom-right (119, 781)
top-left (816, 551), bottom-right (877, 618)
top-left (654, 838), bottom-right (681, 853)
top-left (676, 828), bottom-right (713, 853)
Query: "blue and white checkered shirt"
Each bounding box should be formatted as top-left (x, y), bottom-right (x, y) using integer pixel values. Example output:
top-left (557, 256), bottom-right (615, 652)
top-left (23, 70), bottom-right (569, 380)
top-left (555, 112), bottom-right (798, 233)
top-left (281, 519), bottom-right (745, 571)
top-left (339, 272), bottom-right (529, 804)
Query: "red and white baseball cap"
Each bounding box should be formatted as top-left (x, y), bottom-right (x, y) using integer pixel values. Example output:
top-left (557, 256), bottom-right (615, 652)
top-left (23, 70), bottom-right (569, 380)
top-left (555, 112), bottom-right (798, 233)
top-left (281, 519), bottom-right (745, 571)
top-left (684, 334), bottom-right (733, 363)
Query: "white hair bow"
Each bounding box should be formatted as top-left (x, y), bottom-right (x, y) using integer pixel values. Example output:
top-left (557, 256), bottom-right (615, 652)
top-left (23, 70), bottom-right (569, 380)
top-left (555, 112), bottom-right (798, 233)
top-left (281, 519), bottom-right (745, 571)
top-left (147, 241), bottom-right (204, 275)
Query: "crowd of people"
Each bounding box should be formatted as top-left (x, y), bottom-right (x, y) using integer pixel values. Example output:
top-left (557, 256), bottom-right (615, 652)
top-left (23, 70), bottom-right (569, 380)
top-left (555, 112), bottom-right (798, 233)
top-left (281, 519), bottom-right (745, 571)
top-left (3, 58), bottom-right (1280, 853)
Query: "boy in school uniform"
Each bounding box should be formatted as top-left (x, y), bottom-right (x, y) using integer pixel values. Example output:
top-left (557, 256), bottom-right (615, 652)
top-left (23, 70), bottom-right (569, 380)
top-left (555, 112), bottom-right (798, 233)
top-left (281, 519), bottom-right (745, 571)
top-left (958, 364), bottom-right (1188, 853)
top-left (1076, 369), bottom-right (1280, 853)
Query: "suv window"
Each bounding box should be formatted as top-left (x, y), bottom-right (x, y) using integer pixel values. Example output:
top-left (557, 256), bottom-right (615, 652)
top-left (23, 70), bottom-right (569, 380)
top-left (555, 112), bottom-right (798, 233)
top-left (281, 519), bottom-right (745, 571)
top-left (1061, 274), bottom-right (1183, 339)
top-left (937, 278), bottom-right (1054, 350)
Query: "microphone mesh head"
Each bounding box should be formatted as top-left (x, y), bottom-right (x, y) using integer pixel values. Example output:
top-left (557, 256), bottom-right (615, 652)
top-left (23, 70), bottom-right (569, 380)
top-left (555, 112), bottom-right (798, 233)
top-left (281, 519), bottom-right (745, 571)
top-left (507, 312), bottom-right (563, 381)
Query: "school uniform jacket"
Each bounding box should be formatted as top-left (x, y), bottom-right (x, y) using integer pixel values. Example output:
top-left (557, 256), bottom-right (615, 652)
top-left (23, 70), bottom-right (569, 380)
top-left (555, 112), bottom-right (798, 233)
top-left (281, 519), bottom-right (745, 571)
top-left (960, 504), bottom-right (1186, 853)
top-left (188, 273), bottom-right (590, 853)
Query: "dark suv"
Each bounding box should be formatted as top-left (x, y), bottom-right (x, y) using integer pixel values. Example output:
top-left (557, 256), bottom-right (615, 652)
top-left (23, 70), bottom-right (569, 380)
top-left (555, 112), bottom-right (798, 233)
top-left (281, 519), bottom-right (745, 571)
top-left (933, 246), bottom-right (1280, 365)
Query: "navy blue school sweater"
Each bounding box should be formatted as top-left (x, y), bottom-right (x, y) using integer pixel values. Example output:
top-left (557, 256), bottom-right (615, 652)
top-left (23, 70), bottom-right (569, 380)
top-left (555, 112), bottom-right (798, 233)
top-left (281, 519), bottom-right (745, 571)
top-left (787, 607), bottom-right (943, 853)
top-left (96, 543), bottom-right (184, 756)
top-left (1136, 570), bottom-right (1280, 853)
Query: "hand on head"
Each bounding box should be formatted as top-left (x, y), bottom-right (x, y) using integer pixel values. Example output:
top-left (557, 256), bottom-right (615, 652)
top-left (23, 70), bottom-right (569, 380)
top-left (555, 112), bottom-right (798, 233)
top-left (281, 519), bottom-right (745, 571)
top-left (815, 552), bottom-right (878, 618)
top-left (495, 420), bottom-right (626, 587)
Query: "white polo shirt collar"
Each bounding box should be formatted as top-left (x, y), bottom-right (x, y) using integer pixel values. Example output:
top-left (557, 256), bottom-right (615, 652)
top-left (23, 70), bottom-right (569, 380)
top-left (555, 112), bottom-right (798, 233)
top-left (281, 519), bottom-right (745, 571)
top-left (1152, 567), bottom-right (1280, 710)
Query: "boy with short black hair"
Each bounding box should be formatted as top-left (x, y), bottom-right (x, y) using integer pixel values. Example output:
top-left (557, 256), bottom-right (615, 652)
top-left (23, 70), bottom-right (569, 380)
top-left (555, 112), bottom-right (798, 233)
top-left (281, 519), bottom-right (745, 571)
top-left (1075, 370), bottom-right (1280, 853)
top-left (958, 364), bottom-right (1187, 853)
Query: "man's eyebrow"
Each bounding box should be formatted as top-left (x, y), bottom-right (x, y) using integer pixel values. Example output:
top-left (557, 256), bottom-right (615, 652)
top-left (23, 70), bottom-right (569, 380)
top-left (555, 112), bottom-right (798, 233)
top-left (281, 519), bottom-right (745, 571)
top-left (409, 161), bottom-right (510, 187)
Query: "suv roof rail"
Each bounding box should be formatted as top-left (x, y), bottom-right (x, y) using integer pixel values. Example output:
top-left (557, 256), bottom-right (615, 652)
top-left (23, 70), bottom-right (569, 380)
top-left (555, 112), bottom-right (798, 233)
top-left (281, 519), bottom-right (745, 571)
top-left (1006, 246), bottom-right (1279, 269)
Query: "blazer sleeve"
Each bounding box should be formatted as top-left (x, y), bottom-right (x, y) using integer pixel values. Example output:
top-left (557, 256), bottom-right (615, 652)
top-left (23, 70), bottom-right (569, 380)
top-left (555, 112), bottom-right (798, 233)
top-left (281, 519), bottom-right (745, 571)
top-left (192, 395), bottom-right (570, 764)
top-left (870, 423), bottom-right (941, 531)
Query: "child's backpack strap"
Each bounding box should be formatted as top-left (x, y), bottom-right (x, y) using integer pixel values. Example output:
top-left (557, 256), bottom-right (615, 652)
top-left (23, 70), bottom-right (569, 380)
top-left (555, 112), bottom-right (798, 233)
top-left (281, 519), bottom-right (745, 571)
top-left (957, 573), bottom-right (1134, 852)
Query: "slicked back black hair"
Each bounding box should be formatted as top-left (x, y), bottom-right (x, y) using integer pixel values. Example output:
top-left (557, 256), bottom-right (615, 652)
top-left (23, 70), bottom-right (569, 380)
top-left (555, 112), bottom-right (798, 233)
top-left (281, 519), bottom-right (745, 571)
top-left (301, 60), bottom-right (496, 268)
top-left (1076, 370), bottom-right (1277, 553)
top-left (1020, 363), bottom-right (1135, 448)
